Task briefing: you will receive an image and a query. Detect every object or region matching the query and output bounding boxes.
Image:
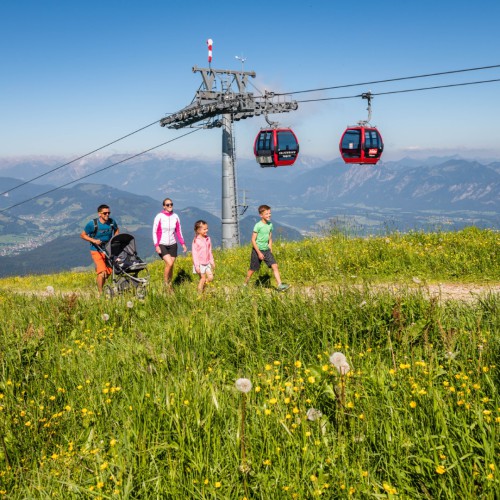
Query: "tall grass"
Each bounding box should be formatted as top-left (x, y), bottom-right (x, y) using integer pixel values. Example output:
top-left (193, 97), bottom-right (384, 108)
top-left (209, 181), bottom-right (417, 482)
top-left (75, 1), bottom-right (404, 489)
top-left (0, 228), bottom-right (499, 498)
top-left (0, 227), bottom-right (498, 294)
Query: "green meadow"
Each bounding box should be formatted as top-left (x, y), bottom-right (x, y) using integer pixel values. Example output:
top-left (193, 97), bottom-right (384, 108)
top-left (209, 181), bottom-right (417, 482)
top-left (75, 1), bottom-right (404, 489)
top-left (0, 227), bottom-right (499, 499)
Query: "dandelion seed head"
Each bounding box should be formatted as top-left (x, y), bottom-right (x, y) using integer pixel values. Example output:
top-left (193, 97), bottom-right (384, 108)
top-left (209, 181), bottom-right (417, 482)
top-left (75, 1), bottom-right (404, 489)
top-left (126, 301), bottom-right (134, 309)
top-left (235, 378), bottom-right (252, 393)
top-left (101, 313), bottom-right (110, 321)
top-left (306, 408), bottom-right (322, 421)
top-left (329, 352), bottom-right (347, 368)
top-left (239, 462), bottom-right (252, 474)
top-left (46, 286), bottom-right (55, 295)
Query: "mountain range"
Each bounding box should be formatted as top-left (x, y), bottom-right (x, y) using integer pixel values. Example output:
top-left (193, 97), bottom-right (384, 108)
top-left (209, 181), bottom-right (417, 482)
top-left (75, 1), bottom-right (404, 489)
top-left (0, 154), bottom-right (498, 277)
top-left (0, 182), bottom-right (302, 277)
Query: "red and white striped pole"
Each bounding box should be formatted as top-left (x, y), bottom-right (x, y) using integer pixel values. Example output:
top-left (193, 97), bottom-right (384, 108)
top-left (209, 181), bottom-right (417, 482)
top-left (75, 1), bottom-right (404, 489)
top-left (207, 38), bottom-right (213, 68)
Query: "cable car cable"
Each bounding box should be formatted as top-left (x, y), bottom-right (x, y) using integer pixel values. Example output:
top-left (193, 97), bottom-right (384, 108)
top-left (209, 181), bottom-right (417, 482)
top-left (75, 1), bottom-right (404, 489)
top-left (275, 64), bottom-right (500, 96)
top-left (0, 119), bottom-right (163, 197)
top-left (295, 78), bottom-right (500, 103)
top-left (0, 128), bottom-right (201, 214)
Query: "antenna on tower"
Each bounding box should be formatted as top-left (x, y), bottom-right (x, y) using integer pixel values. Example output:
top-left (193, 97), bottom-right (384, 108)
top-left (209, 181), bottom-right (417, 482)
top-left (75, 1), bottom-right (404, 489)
top-left (235, 55), bottom-right (247, 73)
top-left (207, 39), bottom-right (213, 71)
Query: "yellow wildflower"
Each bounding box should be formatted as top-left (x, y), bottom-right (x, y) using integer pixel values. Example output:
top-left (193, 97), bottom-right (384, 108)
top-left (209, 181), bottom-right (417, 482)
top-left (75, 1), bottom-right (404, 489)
top-left (435, 465), bottom-right (446, 474)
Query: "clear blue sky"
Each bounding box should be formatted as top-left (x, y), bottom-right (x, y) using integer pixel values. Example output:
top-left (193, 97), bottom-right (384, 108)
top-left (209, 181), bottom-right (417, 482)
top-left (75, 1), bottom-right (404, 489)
top-left (2, 0), bottom-right (500, 162)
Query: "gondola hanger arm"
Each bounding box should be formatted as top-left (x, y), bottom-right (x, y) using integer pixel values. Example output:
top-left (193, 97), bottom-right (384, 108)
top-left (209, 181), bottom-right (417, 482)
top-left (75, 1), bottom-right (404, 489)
top-left (358, 91), bottom-right (373, 126)
top-left (264, 113), bottom-right (280, 128)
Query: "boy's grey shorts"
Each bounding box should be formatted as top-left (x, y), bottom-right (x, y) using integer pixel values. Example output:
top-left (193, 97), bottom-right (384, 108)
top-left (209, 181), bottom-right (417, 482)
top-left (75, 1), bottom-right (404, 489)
top-left (249, 249), bottom-right (276, 271)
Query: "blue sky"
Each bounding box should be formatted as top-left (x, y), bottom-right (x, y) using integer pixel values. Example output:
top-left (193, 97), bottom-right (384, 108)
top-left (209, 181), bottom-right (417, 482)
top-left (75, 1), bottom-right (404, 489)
top-left (1, 0), bottom-right (500, 162)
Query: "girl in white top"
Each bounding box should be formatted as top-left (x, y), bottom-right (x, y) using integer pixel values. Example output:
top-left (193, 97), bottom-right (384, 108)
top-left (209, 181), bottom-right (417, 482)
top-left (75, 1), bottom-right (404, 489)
top-left (152, 198), bottom-right (187, 287)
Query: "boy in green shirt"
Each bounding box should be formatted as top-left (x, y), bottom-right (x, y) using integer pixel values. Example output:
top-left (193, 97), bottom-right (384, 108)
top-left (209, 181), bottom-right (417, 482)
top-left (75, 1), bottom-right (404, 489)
top-left (244, 204), bottom-right (290, 291)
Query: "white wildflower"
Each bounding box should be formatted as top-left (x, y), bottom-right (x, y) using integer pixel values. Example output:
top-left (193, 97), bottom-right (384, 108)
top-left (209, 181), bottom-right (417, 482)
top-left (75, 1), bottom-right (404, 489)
top-left (235, 378), bottom-right (252, 393)
top-left (126, 301), bottom-right (134, 309)
top-left (306, 408), bottom-right (323, 421)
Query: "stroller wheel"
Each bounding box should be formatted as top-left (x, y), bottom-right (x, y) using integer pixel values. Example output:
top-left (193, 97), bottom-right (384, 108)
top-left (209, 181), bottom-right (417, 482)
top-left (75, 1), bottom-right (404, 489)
top-left (103, 285), bottom-right (115, 299)
top-left (136, 283), bottom-right (147, 300)
top-left (116, 276), bottom-right (130, 293)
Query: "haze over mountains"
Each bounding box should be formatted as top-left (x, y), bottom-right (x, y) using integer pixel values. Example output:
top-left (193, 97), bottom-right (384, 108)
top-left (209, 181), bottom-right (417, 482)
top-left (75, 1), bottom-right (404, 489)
top-left (0, 154), bottom-right (498, 277)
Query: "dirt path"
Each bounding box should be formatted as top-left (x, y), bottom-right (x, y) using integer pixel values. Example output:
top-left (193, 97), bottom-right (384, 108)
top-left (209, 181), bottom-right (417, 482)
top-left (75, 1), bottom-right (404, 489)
top-left (368, 282), bottom-right (499, 302)
top-left (412, 283), bottom-right (498, 301)
top-left (6, 282), bottom-right (500, 302)
top-left (297, 282), bottom-right (500, 303)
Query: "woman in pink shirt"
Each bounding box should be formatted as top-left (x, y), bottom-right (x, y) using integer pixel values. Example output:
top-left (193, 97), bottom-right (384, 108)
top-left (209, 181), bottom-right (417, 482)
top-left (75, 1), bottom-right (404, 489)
top-left (192, 220), bottom-right (215, 293)
top-left (152, 198), bottom-right (187, 288)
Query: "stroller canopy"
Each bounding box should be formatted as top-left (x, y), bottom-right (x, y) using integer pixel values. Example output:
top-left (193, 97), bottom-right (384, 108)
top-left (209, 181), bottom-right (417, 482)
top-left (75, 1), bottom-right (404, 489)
top-left (104, 233), bottom-right (147, 274)
top-left (104, 233), bottom-right (139, 258)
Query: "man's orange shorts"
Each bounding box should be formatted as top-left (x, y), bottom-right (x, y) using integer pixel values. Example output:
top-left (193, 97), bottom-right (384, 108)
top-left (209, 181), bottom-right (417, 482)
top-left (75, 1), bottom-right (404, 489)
top-left (90, 251), bottom-right (112, 275)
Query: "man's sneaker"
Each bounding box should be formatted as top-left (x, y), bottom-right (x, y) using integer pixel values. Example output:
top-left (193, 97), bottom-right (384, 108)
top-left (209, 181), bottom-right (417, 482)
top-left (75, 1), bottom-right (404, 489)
top-left (276, 283), bottom-right (290, 292)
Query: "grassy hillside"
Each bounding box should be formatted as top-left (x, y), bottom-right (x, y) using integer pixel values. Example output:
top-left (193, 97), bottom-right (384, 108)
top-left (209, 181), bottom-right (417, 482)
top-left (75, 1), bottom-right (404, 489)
top-left (0, 228), bottom-right (499, 498)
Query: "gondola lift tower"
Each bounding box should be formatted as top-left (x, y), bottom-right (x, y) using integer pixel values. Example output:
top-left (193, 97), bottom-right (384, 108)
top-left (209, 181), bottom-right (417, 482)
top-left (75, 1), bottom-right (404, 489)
top-left (160, 39), bottom-right (298, 249)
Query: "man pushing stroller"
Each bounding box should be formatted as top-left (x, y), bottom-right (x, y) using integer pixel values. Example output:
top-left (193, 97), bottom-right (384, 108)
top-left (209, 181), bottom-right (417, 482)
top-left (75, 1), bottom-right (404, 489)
top-left (80, 204), bottom-right (119, 294)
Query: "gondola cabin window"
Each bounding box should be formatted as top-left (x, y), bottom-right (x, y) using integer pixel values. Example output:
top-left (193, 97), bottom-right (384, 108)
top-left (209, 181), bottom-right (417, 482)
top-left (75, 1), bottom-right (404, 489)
top-left (341, 129), bottom-right (361, 158)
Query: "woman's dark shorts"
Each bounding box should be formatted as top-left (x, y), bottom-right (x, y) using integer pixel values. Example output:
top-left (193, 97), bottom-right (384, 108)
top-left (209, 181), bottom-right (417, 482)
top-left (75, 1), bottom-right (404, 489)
top-left (158, 243), bottom-right (178, 259)
top-left (249, 248), bottom-right (276, 271)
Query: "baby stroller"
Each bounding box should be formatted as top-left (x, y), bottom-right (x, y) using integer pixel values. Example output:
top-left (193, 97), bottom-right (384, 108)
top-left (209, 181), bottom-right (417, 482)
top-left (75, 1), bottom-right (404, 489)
top-left (102, 233), bottom-right (149, 299)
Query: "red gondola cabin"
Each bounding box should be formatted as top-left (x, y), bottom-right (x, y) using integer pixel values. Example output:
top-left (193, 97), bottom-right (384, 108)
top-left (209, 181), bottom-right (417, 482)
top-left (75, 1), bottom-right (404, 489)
top-left (254, 128), bottom-right (299, 167)
top-left (339, 126), bottom-right (383, 165)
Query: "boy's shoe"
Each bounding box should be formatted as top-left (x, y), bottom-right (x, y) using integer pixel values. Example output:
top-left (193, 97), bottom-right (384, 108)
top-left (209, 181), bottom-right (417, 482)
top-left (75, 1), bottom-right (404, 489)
top-left (276, 283), bottom-right (290, 292)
